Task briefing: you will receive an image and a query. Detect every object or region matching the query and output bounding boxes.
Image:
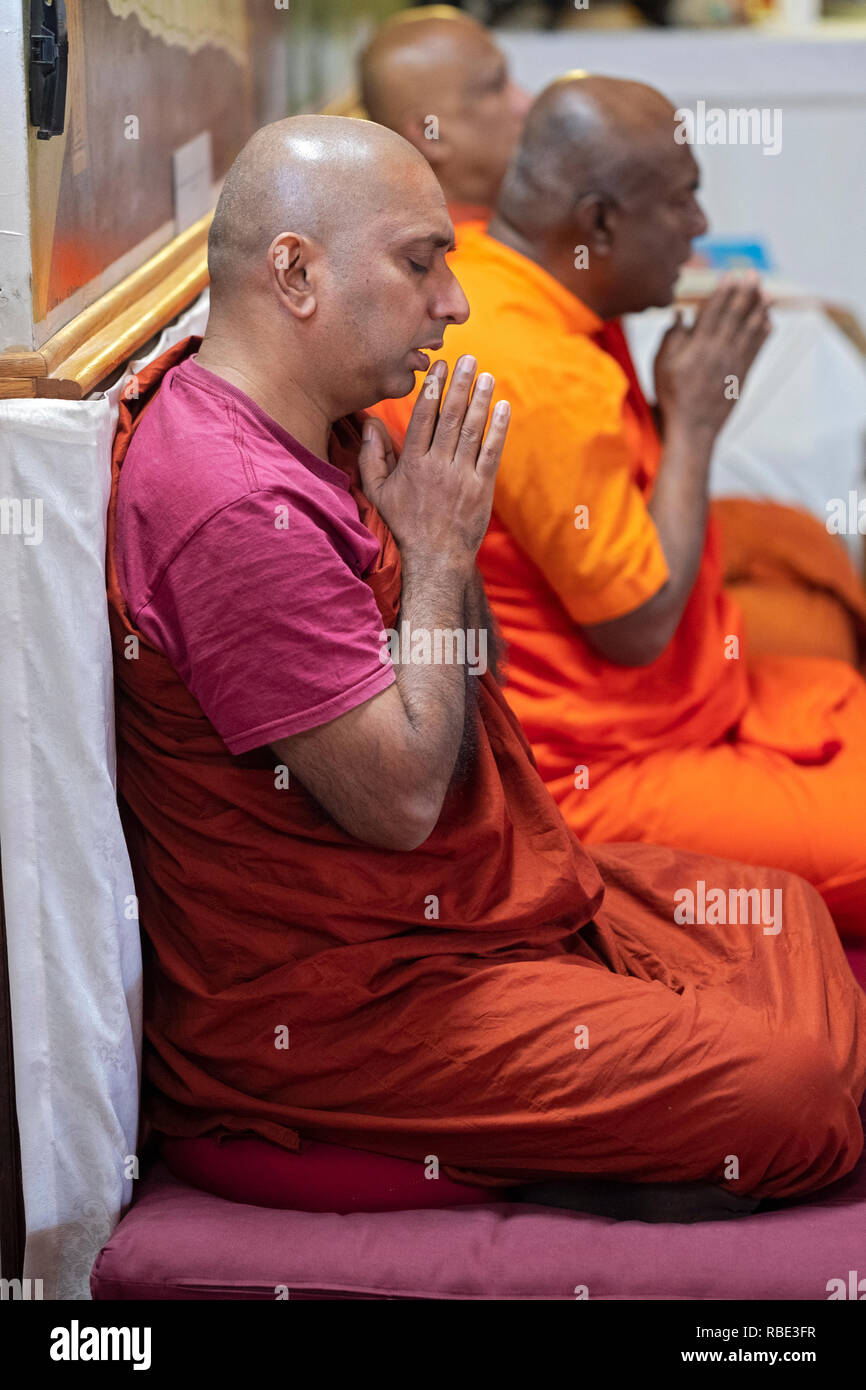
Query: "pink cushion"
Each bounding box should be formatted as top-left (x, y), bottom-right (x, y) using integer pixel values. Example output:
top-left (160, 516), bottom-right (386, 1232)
top-left (92, 1139), bottom-right (866, 1300)
top-left (161, 1135), bottom-right (500, 1213)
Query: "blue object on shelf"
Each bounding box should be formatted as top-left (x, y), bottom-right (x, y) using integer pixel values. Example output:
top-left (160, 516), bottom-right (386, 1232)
top-left (691, 237), bottom-right (773, 272)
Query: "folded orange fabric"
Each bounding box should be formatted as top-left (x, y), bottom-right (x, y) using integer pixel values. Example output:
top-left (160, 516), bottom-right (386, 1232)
top-left (713, 496), bottom-right (866, 666)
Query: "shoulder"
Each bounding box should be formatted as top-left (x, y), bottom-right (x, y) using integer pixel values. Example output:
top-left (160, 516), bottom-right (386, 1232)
top-left (486, 329), bottom-right (629, 444)
top-left (117, 377), bottom-right (372, 617)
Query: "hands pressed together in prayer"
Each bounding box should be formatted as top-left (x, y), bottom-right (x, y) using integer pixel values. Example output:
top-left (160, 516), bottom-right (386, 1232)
top-left (359, 355), bottom-right (510, 571)
top-left (653, 272), bottom-right (771, 440)
top-left (582, 274), bottom-right (771, 669)
top-left (270, 359), bottom-right (510, 853)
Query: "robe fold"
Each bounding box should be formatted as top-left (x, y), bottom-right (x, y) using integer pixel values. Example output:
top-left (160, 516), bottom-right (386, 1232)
top-left (373, 227), bottom-right (866, 937)
top-left (712, 496), bottom-right (866, 666)
top-left (107, 339), bottom-right (866, 1199)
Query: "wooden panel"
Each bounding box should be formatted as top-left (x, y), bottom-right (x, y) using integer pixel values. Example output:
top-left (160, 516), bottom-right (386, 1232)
top-left (39, 214), bottom-right (212, 376)
top-left (30, 0), bottom-right (253, 327)
top-left (0, 380), bottom-right (38, 400)
top-left (49, 248), bottom-right (209, 396)
top-left (0, 353), bottom-right (47, 381)
top-left (0, 215), bottom-right (210, 398)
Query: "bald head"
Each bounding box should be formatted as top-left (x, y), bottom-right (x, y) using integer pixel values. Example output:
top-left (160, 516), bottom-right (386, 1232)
top-left (491, 75), bottom-right (707, 319)
top-left (208, 113), bottom-right (433, 303)
top-left (360, 8), bottom-right (485, 130)
top-left (498, 75), bottom-right (678, 239)
top-left (199, 111), bottom-right (468, 429)
top-left (359, 9), bottom-right (529, 209)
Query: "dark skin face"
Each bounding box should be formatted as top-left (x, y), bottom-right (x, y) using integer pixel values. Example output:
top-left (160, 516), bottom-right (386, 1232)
top-left (593, 139), bottom-right (708, 315)
top-left (491, 80), bottom-right (710, 321)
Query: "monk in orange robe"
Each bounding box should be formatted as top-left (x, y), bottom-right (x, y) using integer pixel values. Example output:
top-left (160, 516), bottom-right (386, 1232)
top-left (363, 20), bottom-right (866, 667)
top-left (374, 77), bottom-right (866, 939)
top-left (358, 6), bottom-right (530, 232)
top-left (108, 115), bottom-right (866, 1204)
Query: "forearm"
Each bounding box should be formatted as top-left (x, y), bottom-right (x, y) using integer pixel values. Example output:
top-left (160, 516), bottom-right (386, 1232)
top-left (586, 277), bottom-right (770, 669)
top-left (646, 419), bottom-right (715, 637)
top-left (582, 420), bottom-right (716, 667)
top-left (389, 550), bottom-right (475, 810)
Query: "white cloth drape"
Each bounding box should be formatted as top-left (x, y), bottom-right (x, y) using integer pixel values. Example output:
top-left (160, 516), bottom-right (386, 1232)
top-left (0, 291), bottom-right (209, 1299)
top-left (624, 306), bottom-right (866, 566)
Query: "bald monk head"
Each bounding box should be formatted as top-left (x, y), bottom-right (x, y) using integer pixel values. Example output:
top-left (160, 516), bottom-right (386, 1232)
top-left (491, 74), bottom-right (709, 319)
top-left (359, 7), bottom-right (530, 211)
top-left (201, 114), bottom-right (469, 448)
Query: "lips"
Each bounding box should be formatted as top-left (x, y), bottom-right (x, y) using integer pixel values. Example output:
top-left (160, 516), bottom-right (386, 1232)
top-left (408, 338), bottom-right (444, 372)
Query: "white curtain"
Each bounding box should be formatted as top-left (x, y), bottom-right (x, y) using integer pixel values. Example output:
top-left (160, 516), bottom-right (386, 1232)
top-left (625, 306), bottom-right (866, 566)
top-left (0, 291), bottom-right (209, 1299)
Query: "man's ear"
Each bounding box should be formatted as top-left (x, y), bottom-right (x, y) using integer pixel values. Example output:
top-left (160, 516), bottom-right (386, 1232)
top-left (574, 193), bottom-right (617, 258)
top-left (403, 113), bottom-right (452, 171)
top-left (269, 232), bottom-right (317, 320)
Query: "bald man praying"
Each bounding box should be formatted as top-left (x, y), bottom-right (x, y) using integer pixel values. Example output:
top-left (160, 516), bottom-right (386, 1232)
top-left (107, 115), bottom-right (866, 1208)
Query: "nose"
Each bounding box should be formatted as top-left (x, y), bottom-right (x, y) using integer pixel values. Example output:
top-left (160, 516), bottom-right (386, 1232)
top-left (692, 197), bottom-right (709, 239)
top-left (435, 267), bottom-right (470, 327)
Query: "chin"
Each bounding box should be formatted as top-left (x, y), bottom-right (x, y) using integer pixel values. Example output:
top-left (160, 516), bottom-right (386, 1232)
top-left (351, 370), bottom-right (411, 415)
top-left (383, 367), bottom-right (420, 401)
top-left (650, 281), bottom-right (679, 310)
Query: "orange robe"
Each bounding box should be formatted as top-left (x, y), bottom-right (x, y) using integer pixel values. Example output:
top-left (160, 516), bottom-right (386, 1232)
top-left (712, 496), bottom-right (866, 666)
top-left (107, 339), bottom-right (866, 1201)
top-left (447, 210), bottom-right (866, 668)
top-left (374, 228), bottom-right (866, 939)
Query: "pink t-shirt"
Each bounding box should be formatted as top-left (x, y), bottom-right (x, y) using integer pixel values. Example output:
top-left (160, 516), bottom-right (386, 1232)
top-left (115, 355), bottom-right (395, 754)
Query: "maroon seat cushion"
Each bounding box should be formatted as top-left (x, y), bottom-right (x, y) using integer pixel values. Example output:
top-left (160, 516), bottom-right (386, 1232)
top-left (92, 1130), bottom-right (866, 1301)
top-left (161, 1135), bottom-right (501, 1213)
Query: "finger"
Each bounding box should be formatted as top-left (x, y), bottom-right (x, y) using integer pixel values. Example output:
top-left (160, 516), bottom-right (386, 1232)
top-left (358, 418), bottom-right (391, 498)
top-left (454, 370), bottom-right (497, 468)
top-left (744, 297), bottom-right (771, 339)
top-left (376, 417), bottom-right (399, 473)
top-left (658, 309), bottom-right (682, 342)
top-left (475, 399), bottom-right (511, 483)
top-left (401, 359), bottom-right (448, 457)
top-left (716, 271), bottom-right (763, 333)
top-left (694, 276), bottom-right (739, 336)
top-left (656, 308), bottom-right (686, 354)
top-left (368, 416), bottom-right (399, 471)
top-left (740, 301), bottom-right (772, 370)
top-left (724, 302), bottom-right (770, 395)
top-left (431, 354), bottom-right (478, 458)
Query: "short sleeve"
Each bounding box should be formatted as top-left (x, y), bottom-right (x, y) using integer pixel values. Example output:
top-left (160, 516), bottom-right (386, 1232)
top-left (492, 360), bottom-right (669, 627)
top-left (135, 489), bottom-right (396, 754)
